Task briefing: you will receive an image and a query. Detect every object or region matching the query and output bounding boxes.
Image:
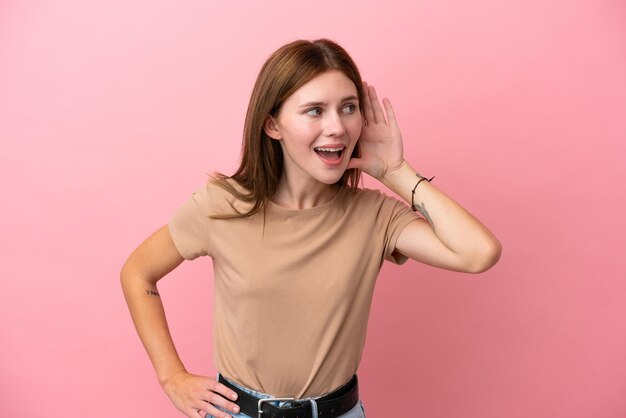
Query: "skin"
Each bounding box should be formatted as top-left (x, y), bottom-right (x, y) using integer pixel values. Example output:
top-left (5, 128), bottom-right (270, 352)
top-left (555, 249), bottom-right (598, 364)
top-left (121, 69), bottom-right (502, 418)
top-left (353, 80), bottom-right (502, 273)
top-left (121, 228), bottom-right (239, 418)
top-left (264, 70), bottom-right (362, 209)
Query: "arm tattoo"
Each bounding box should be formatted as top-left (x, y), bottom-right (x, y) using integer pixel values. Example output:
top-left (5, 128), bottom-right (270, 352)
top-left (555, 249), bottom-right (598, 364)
top-left (145, 289), bottom-right (160, 297)
top-left (414, 202), bottom-right (435, 232)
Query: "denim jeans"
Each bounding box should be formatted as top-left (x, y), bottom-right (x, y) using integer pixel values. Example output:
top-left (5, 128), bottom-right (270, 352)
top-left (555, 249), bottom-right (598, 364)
top-left (209, 373), bottom-right (366, 418)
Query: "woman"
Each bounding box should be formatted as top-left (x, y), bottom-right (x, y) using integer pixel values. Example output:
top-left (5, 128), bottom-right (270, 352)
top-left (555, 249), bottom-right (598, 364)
top-left (121, 38), bottom-right (501, 418)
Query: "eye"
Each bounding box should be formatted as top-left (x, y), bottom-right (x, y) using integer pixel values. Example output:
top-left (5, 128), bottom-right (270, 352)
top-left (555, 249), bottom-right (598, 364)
top-left (343, 103), bottom-right (357, 113)
top-left (306, 107), bottom-right (322, 116)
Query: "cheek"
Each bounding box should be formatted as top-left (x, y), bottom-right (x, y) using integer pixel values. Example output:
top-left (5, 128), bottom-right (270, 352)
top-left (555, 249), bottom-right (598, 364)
top-left (286, 123), bottom-right (320, 143)
top-left (281, 124), bottom-right (306, 141)
top-left (348, 118), bottom-right (363, 139)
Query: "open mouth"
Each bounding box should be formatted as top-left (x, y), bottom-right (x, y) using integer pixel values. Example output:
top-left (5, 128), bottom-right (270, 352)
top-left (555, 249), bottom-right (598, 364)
top-left (314, 146), bottom-right (345, 161)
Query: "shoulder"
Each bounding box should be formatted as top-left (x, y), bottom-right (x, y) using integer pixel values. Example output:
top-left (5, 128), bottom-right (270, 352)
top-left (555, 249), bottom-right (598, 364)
top-left (334, 186), bottom-right (399, 219)
top-left (203, 175), bottom-right (254, 216)
top-left (344, 186), bottom-right (415, 221)
top-left (346, 186), bottom-right (395, 207)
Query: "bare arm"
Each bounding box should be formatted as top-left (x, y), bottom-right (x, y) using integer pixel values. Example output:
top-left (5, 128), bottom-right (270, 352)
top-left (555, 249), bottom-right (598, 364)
top-left (384, 162), bottom-right (502, 273)
top-left (349, 81), bottom-right (501, 273)
top-left (120, 225), bottom-right (240, 418)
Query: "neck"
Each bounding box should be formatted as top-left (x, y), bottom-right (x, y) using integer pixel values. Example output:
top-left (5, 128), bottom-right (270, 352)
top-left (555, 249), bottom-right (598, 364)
top-left (271, 177), bottom-right (339, 210)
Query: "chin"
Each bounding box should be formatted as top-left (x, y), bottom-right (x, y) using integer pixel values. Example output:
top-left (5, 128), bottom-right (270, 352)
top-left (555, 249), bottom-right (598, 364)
top-left (316, 170), bottom-right (346, 185)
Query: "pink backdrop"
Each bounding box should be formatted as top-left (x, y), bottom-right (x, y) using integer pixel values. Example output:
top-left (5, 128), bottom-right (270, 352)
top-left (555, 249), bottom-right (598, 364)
top-left (2, 0), bottom-right (625, 417)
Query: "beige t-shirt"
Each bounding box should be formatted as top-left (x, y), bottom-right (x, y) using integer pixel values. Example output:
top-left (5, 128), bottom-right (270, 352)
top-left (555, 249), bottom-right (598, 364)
top-left (168, 178), bottom-right (419, 398)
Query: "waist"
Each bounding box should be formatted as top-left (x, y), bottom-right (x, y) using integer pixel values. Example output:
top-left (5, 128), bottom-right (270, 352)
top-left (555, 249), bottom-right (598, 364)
top-left (213, 341), bottom-right (365, 397)
top-left (218, 373), bottom-right (359, 418)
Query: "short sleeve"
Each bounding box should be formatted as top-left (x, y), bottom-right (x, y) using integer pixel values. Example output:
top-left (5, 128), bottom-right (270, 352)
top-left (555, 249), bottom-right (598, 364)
top-left (168, 182), bottom-right (211, 260)
top-left (380, 194), bottom-right (420, 265)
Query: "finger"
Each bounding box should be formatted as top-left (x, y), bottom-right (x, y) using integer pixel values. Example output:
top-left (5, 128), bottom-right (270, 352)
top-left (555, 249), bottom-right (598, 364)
top-left (203, 390), bottom-right (240, 415)
top-left (368, 85), bottom-right (386, 125)
top-left (186, 405), bottom-right (207, 417)
top-left (347, 157), bottom-right (364, 171)
top-left (209, 381), bottom-right (239, 402)
top-left (361, 81), bottom-right (375, 124)
top-left (382, 98), bottom-right (398, 128)
top-left (194, 400), bottom-right (232, 418)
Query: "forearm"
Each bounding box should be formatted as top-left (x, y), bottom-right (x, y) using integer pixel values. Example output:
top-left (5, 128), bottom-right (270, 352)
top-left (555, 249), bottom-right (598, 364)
top-left (382, 160), bottom-right (501, 265)
top-left (121, 273), bottom-right (186, 386)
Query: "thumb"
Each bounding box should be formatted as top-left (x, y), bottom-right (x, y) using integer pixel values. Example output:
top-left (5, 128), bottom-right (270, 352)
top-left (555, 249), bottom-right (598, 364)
top-left (347, 157), bottom-right (364, 171)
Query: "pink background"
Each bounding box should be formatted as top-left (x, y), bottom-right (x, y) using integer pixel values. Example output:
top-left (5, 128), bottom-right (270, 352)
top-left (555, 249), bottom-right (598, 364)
top-left (1, 0), bottom-right (625, 417)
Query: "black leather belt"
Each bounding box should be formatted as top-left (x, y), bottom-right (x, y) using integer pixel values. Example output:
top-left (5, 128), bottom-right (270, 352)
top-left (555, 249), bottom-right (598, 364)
top-left (217, 374), bottom-right (359, 418)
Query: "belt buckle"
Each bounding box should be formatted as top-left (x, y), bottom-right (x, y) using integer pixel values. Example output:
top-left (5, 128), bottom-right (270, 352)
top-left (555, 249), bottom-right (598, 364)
top-left (258, 397), bottom-right (295, 418)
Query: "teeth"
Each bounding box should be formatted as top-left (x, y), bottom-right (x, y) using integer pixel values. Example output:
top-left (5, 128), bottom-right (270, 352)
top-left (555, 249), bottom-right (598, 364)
top-left (315, 147), bottom-right (344, 152)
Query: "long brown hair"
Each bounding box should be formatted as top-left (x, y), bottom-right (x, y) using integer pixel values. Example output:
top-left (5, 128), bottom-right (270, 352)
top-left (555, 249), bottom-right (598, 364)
top-left (210, 38), bottom-right (364, 219)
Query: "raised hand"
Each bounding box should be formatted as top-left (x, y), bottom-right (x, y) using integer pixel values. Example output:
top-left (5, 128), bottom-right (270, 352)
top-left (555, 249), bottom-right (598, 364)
top-left (348, 81), bottom-right (406, 181)
top-left (162, 370), bottom-right (240, 418)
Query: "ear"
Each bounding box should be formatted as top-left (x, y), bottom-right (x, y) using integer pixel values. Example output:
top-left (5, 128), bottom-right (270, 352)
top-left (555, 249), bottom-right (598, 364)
top-left (263, 116), bottom-right (282, 140)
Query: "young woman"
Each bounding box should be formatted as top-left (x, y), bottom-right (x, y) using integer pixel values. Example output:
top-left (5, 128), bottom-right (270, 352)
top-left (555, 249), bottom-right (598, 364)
top-left (121, 38), bottom-right (501, 418)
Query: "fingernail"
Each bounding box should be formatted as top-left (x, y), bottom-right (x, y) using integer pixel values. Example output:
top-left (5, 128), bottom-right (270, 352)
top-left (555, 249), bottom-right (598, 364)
top-left (231, 393), bottom-right (238, 400)
top-left (233, 406), bottom-right (240, 413)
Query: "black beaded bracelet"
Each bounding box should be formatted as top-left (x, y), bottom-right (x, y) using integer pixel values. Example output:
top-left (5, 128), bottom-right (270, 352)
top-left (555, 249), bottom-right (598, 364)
top-left (411, 174), bottom-right (435, 211)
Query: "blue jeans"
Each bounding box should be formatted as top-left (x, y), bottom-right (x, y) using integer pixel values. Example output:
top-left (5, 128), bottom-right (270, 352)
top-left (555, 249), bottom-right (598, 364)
top-left (209, 373), bottom-right (366, 418)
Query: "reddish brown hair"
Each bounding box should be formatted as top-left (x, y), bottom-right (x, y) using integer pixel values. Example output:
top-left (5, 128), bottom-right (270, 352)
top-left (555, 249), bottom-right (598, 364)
top-left (211, 38), bottom-right (364, 219)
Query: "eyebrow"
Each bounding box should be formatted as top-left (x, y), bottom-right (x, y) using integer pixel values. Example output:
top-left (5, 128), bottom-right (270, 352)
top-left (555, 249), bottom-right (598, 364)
top-left (298, 95), bottom-right (358, 108)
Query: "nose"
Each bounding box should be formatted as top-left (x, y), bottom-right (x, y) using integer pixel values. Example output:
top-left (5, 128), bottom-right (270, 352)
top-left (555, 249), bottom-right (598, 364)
top-left (324, 110), bottom-right (346, 137)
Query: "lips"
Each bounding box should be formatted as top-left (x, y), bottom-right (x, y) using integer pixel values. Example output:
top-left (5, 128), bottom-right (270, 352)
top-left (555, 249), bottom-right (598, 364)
top-left (314, 144), bottom-right (346, 166)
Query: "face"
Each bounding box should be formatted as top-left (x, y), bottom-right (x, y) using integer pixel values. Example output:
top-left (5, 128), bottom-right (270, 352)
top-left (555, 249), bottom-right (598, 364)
top-left (264, 70), bottom-right (363, 187)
